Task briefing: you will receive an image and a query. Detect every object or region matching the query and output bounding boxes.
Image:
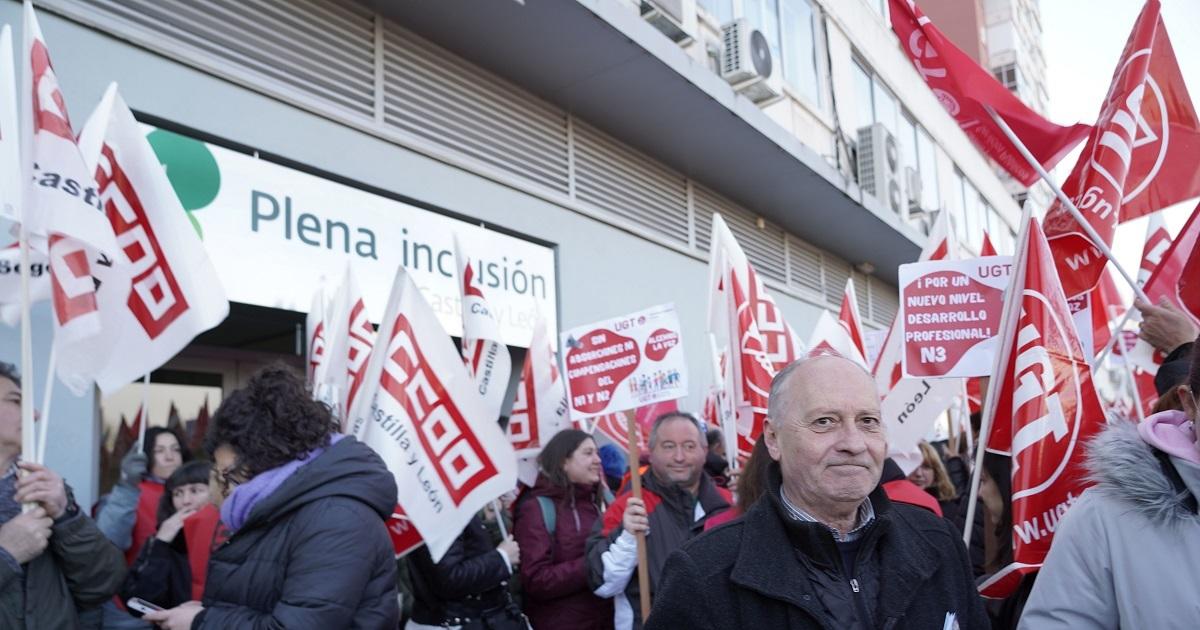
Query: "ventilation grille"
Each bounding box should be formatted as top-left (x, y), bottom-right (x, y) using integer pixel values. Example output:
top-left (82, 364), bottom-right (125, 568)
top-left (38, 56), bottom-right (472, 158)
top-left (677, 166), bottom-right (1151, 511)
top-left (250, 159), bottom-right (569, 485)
top-left (573, 121), bottom-right (689, 247)
top-left (381, 24), bottom-right (570, 194)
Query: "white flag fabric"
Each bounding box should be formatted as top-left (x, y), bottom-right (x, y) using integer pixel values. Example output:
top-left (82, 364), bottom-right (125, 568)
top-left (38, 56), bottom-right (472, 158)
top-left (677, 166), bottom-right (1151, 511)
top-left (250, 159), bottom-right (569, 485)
top-left (58, 84), bottom-right (228, 395)
top-left (318, 264), bottom-right (375, 427)
top-left (706, 213), bottom-right (803, 458)
top-left (306, 281), bottom-right (329, 389)
top-left (352, 265), bottom-right (517, 562)
top-left (807, 280), bottom-right (868, 369)
top-left (453, 233), bottom-right (512, 421)
top-left (506, 314), bottom-right (569, 486)
top-left (0, 25), bottom-right (20, 223)
top-left (21, 2), bottom-right (116, 255)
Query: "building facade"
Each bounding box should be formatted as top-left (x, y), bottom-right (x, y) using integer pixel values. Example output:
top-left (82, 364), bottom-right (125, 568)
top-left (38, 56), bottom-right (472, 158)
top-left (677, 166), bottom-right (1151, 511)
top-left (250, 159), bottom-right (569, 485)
top-left (3, 0), bottom-right (1021, 506)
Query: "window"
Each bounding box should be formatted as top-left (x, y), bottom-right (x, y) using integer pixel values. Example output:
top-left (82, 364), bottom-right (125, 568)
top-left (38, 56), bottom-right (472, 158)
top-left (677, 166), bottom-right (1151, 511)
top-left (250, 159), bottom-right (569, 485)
top-left (962, 181), bottom-right (984, 253)
top-left (852, 61), bottom-right (874, 132)
top-left (916, 128), bottom-right (940, 211)
top-left (745, 0), bottom-right (782, 80)
top-left (868, 0), bottom-right (885, 16)
top-left (952, 170), bottom-right (969, 246)
top-left (780, 0), bottom-right (820, 105)
top-left (697, 0), bottom-right (734, 24)
top-left (993, 63), bottom-right (1018, 92)
top-left (872, 80), bottom-right (899, 139)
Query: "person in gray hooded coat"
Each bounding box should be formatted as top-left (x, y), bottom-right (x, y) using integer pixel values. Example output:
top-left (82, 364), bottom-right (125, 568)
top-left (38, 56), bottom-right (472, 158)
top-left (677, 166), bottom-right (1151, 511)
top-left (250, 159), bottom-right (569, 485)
top-left (1019, 339), bottom-right (1200, 629)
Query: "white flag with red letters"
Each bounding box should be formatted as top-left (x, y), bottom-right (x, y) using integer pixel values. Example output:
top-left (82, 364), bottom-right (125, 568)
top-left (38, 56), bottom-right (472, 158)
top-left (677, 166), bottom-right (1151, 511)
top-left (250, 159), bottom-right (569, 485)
top-left (453, 233), bottom-right (513, 422)
top-left (319, 264), bottom-right (375, 428)
top-left (306, 281), bottom-right (329, 389)
top-left (62, 84), bottom-right (228, 395)
top-left (506, 314), bottom-right (569, 486)
top-left (707, 213), bottom-right (803, 458)
top-left (352, 265), bottom-right (517, 562)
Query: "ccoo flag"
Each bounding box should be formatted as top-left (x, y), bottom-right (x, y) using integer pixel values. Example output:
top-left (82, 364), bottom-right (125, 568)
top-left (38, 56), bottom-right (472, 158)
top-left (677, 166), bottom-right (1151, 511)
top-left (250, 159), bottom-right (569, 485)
top-left (453, 233), bottom-right (513, 422)
top-left (63, 84), bottom-right (228, 395)
top-left (889, 0), bottom-right (1090, 186)
top-left (352, 265), bottom-right (517, 562)
top-left (506, 314), bottom-right (569, 486)
top-left (979, 216), bottom-right (1106, 599)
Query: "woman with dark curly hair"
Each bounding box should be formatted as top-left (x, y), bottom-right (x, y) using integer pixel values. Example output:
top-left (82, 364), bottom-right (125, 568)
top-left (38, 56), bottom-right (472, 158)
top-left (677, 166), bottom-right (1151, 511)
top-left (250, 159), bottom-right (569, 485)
top-left (144, 364), bottom-right (400, 630)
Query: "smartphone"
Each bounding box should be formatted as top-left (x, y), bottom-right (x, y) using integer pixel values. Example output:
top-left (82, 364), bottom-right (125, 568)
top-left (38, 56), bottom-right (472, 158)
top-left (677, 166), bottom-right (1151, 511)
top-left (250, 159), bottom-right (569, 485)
top-left (127, 598), bottom-right (164, 615)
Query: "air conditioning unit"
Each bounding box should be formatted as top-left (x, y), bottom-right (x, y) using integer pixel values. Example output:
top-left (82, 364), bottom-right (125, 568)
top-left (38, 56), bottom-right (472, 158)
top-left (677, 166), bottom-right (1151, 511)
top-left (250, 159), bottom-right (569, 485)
top-left (904, 166), bottom-right (922, 212)
top-left (640, 0), bottom-right (694, 43)
top-left (720, 19), bottom-right (782, 103)
top-left (857, 123), bottom-right (903, 215)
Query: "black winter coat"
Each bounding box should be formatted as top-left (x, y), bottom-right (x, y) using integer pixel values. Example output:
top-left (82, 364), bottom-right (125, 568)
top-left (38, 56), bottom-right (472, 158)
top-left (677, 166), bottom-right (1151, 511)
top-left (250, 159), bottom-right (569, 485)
top-left (408, 513), bottom-right (523, 627)
top-left (194, 436), bottom-right (400, 629)
top-left (645, 463), bottom-right (989, 630)
top-left (120, 537), bottom-right (191, 610)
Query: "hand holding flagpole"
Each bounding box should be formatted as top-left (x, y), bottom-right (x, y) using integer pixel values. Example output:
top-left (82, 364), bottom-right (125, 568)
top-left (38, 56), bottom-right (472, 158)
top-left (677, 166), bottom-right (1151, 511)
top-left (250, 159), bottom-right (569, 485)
top-left (624, 411), bottom-right (652, 622)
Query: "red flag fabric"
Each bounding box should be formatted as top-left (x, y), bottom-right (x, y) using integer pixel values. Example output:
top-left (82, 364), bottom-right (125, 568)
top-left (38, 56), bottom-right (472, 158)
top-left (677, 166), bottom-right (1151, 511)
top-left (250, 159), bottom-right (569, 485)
top-left (1117, 18), bottom-right (1200, 223)
top-left (889, 0), bottom-right (1090, 186)
top-left (1044, 0), bottom-right (1161, 298)
top-left (980, 231), bottom-right (998, 257)
top-left (1137, 213), bottom-right (1172, 285)
top-left (1142, 200), bottom-right (1200, 323)
top-left (979, 217), bottom-right (1106, 598)
top-left (1090, 270), bottom-right (1125, 358)
top-left (809, 280), bottom-right (869, 368)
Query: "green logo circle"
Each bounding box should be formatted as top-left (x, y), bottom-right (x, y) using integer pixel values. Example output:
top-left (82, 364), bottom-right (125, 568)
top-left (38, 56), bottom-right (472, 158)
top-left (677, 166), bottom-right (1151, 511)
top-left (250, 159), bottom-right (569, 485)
top-left (146, 129), bottom-right (220, 239)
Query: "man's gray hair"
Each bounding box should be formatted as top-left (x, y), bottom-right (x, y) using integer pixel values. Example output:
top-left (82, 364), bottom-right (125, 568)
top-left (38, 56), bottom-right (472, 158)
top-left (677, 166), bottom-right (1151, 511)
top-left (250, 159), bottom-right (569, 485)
top-left (766, 351), bottom-right (875, 421)
top-left (647, 411), bottom-right (705, 449)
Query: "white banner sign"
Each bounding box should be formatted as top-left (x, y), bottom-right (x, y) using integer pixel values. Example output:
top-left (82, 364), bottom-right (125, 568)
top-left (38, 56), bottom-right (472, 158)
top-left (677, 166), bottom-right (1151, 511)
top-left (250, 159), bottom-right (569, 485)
top-left (900, 256), bottom-right (1012, 378)
top-left (145, 127), bottom-right (556, 347)
top-left (560, 303), bottom-right (687, 418)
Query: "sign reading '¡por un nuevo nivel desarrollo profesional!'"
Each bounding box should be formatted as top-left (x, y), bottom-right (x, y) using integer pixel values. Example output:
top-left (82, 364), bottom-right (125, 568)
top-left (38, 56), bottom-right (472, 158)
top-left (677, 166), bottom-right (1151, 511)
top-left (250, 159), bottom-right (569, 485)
top-left (560, 304), bottom-right (688, 418)
top-left (899, 256), bottom-right (1013, 379)
top-left (141, 125), bottom-right (556, 348)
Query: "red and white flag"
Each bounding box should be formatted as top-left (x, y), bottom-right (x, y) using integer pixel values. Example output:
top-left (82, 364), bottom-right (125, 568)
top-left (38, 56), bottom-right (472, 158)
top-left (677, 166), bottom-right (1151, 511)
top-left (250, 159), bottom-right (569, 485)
top-left (506, 314), bottom-right (569, 486)
top-left (809, 279), bottom-right (869, 368)
top-left (889, 0), bottom-right (1089, 186)
top-left (352, 265), bottom-right (517, 562)
top-left (306, 281), bottom-right (329, 389)
top-left (979, 216), bottom-right (1106, 599)
top-left (320, 265), bottom-right (375, 428)
top-left (1125, 202), bottom-right (1198, 375)
top-left (20, 2), bottom-right (116, 255)
top-left (453, 234), bottom-right (512, 422)
top-left (1044, 0), bottom-right (1167, 297)
top-left (1137, 212), bottom-right (1172, 286)
top-left (57, 84), bottom-right (228, 395)
top-left (707, 214), bottom-right (803, 458)
top-left (591, 399), bottom-right (677, 454)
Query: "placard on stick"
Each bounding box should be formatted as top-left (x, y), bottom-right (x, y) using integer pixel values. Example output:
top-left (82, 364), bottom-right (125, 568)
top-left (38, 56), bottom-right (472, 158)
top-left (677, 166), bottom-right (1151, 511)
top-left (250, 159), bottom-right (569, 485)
top-left (900, 256), bottom-right (1013, 378)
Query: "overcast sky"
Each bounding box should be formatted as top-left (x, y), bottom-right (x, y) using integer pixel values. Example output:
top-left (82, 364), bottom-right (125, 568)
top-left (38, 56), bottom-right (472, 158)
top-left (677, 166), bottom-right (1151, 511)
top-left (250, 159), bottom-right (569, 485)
top-left (1041, 0), bottom-right (1200, 296)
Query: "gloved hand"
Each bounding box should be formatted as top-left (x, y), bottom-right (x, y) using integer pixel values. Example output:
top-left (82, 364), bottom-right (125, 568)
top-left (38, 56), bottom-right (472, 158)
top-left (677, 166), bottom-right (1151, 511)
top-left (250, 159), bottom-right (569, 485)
top-left (119, 451), bottom-right (148, 488)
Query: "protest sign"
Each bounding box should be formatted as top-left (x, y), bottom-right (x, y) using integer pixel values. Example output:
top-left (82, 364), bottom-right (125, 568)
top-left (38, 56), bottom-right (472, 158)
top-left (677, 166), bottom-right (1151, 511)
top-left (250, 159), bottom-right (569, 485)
top-left (561, 303), bottom-right (687, 418)
top-left (900, 256), bottom-right (1012, 378)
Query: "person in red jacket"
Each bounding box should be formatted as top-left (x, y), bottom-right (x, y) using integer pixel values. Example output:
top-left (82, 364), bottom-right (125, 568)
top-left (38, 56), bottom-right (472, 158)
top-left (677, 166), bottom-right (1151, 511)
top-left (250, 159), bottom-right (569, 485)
top-left (513, 429), bottom-right (613, 630)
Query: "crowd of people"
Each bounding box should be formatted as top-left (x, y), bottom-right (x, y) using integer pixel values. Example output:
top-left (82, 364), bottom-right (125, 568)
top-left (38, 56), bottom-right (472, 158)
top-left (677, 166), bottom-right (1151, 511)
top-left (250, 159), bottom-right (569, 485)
top-left (0, 298), bottom-right (1198, 628)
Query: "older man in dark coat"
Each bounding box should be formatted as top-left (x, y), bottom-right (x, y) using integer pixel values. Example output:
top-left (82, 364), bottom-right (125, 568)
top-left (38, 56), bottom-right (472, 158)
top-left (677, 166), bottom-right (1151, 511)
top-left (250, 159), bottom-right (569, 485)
top-left (645, 354), bottom-right (987, 629)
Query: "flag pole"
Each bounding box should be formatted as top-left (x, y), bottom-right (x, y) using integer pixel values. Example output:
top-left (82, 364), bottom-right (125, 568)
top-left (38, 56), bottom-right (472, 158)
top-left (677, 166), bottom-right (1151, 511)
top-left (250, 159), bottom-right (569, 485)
top-left (17, 223), bottom-right (34, 468)
top-left (982, 105), bottom-right (1150, 304)
top-left (707, 333), bottom-right (737, 473)
top-left (136, 372), bottom-right (150, 449)
top-left (491, 499), bottom-right (509, 539)
top-left (624, 411), bottom-right (652, 622)
top-left (34, 344), bottom-right (55, 464)
top-left (1114, 333), bottom-right (1146, 422)
top-left (963, 205), bottom-right (1033, 548)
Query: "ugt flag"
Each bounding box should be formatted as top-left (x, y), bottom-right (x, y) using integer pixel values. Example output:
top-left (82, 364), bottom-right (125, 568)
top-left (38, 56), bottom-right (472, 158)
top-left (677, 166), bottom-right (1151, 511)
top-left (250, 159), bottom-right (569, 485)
top-left (889, 0), bottom-right (1090, 186)
top-left (979, 216), bottom-right (1105, 599)
top-left (707, 213), bottom-right (803, 458)
top-left (506, 314), bottom-right (569, 487)
top-left (66, 84), bottom-right (228, 395)
top-left (453, 233), bottom-right (512, 422)
top-left (1044, 0), bottom-right (1165, 297)
top-left (808, 279), bottom-right (868, 368)
top-left (352, 265), bottom-right (517, 562)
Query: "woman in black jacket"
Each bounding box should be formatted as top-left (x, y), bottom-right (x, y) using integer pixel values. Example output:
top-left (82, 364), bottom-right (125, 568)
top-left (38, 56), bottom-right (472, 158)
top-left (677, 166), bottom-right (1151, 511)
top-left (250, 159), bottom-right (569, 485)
top-left (120, 460), bottom-right (212, 611)
top-left (407, 513), bottom-right (526, 629)
top-left (144, 365), bottom-right (400, 630)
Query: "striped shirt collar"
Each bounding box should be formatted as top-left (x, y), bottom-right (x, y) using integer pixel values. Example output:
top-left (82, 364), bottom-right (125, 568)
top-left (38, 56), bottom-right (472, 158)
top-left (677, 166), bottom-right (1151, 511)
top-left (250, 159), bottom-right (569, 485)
top-left (780, 490), bottom-right (876, 542)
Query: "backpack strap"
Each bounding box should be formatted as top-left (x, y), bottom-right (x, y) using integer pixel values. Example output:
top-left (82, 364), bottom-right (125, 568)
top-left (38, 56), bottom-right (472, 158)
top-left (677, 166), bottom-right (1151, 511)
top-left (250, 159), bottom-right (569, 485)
top-left (536, 496), bottom-right (557, 537)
